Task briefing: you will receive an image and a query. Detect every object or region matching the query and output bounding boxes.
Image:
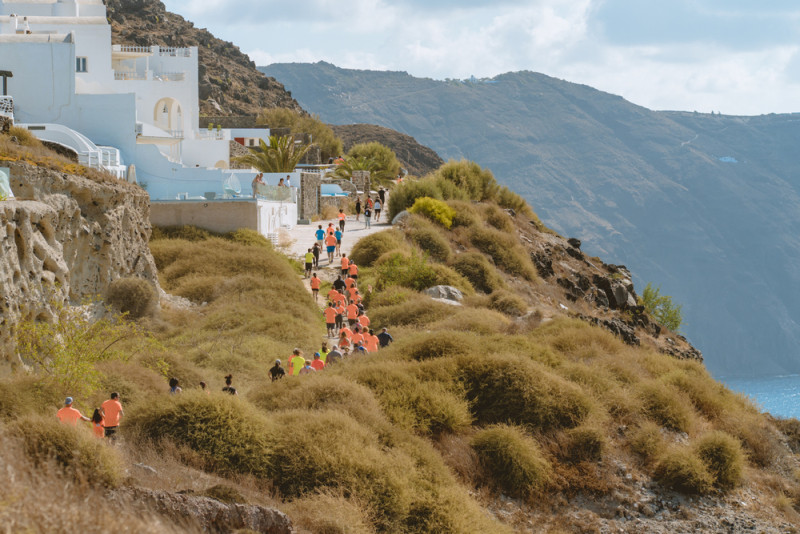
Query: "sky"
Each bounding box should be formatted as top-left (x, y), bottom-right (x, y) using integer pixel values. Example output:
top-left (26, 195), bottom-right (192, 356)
top-left (161, 0), bottom-right (800, 115)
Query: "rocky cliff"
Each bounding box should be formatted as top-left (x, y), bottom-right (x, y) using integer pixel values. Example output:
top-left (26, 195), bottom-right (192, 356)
top-left (0, 161), bottom-right (157, 358)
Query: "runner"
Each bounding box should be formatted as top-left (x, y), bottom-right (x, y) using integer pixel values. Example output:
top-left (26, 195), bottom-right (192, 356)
top-left (334, 228), bottom-right (343, 258)
top-left (222, 374), bottom-right (238, 395)
top-left (335, 301), bottom-right (346, 332)
top-left (351, 326), bottom-right (365, 346)
top-left (377, 327), bottom-right (394, 348)
top-left (168, 378), bottom-right (182, 394)
top-left (346, 300), bottom-right (359, 326)
top-left (374, 199), bottom-right (382, 222)
top-left (348, 261), bottom-right (359, 280)
top-left (353, 341), bottom-right (367, 354)
top-left (338, 208), bottom-right (346, 232)
top-left (378, 187), bottom-right (386, 206)
top-left (325, 232), bottom-right (337, 264)
top-left (57, 397), bottom-right (89, 425)
top-left (347, 286), bottom-right (359, 303)
top-left (365, 329), bottom-right (380, 352)
top-left (269, 359), bottom-right (286, 381)
top-left (327, 222), bottom-right (336, 235)
top-left (345, 275), bottom-right (356, 290)
top-left (289, 349), bottom-right (306, 377)
top-left (100, 392), bottom-right (124, 440)
top-left (320, 342), bottom-right (330, 363)
top-left (366, 196), bottom-right (374, 210)
top-left (311, 352), bottom-right (325, 371)
top-left (340, 255), bottom-right (350, 277)
top-left (315, 224), bottom-right (325, 250)
top-left (310, 273), bottom-right (321, 302)
top-left (333, 274), bottom-right (346, 292)
top-left (358, 312), bottom-right (371, 329)
top-left (338, 331), bottom-right (351, 350)
top-left (200, 381), bottom-right (210, 395)
top-left (323, 302), bottom-right (337, 337)
top-left (355, 197), bottom-right (362, 221)
top-left (299, 360), bottom-right (316, 375)
top-left (326, 345), bottom-right (343, 365)
top-left (364, 205), bottom-right (372, 229)
top-left (311, 242), bottom-right (321, 268)
top-left (304, 249), bottom-right (314, 278)
top-left (91, 409), bottom-right (105, 438)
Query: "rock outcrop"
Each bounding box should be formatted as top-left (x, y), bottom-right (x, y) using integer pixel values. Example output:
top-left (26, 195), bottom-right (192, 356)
top-left (0, 161), bottom-right (158, 359)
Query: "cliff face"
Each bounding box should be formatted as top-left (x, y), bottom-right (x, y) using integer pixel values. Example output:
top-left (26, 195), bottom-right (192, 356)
top-left (0, 162), bottom-right (157, 357)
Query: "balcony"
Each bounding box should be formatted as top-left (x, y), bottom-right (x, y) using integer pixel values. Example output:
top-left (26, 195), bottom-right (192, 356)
top-left (114, 70), bottom-right (186, 82)
top-left (0, 95), bottom-right (13, 120)
top-left (114, 70), bottom-right (146, 81)
top-left (158, 47), bottom-right (192, 58)
top-left (153, 71), bottom-right (185, 82)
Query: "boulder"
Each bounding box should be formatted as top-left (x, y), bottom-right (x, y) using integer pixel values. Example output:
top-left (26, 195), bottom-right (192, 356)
top-left (531, 250), bottom-right (554, 278)
top-left (391, 210), bottom-right (411, 226)
top-left (567, 237), bottom-right (582, 249)
top-left (423, 285), bottom-right (464, 302)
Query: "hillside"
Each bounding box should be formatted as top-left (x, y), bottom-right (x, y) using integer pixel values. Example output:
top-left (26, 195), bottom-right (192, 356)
top-left (261, 61), bottom-right (800, 377)
top-left (106, 0), bottom-right (302, 116)
top-left (330, 123), bottom-right (444, 177)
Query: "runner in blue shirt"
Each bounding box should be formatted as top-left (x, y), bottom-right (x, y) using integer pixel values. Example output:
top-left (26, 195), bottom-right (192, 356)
top-left (315, 225), bottom-right (325, 250)
top-left (335, 229), bottom-right (343, 258)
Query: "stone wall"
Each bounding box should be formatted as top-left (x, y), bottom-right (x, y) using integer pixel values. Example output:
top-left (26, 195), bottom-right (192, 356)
top-left (299, 172), bottom-right (321, 221)
top-left (351, 170), bottom-right (371, 194)
top-left (199, 115), bottom-right (257, 129)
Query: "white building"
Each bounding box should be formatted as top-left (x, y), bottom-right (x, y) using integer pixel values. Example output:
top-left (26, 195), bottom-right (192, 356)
top-left (0, 0), bottom-right (296, 231)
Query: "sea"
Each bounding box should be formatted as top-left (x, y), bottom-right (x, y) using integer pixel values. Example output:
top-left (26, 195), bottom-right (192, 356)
top-left (720, 374), bottom-right (800, 419)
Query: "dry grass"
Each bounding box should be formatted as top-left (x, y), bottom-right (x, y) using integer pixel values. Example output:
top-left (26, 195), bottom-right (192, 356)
top-left (472, 424), bottom-right (552, 497)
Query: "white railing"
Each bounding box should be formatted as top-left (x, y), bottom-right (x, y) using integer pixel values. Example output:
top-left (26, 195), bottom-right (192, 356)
top-left (153, 71), bottom-right (185, 82)
top-left (114, 70), bottom-right (147, 81)
top-left (117, 45), bottom-right (152, 54)
top-left (0, 96), bottom-right (13, 119)
top-left (167, 129), bottom-right (184, 139)
top-left (158, 47), bottom-right (191, 58)
top-left (199, 129), bottom-right (224, 140)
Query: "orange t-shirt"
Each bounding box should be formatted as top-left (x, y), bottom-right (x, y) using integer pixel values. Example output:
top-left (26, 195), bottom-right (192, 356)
top-left (311, 359), bottom-right (325, 371)
top-left (101, 399), bottom-right (123, 427)
top-left (365, 335), bottom-right (379, 352)
top-left (325, 234), bottom-right (337, 246)
top-left (93, 421), bottom-right (105, 438)
top-left (57, 406), bottom-right (84, 426)
top-left (339, 336), bottom-right (350, 348)
top-left (349, 264), bottom-right (358, 276)
top-left (335, 304), bottom-right (346, 317)
top-left (338, 212), bottom-right (346, 221)
top-left (345, 277), bottom-right (355, 289)
top-left (346, 303), bottom-right (359, 320)
top-left (323, 307), bottom-right (337, 323)
top-left (327, 289), bottom-right (339, 300)
top-left (310, 276), bottom-right (321, 290)
top-left (351, 332), bottom-right (364, 345)
top-left (358, 315), bottom-right (370, 327)
top-left (341, 257), bottom-right (350, 270)
top-left (340, 326), bottom-right (352, 339)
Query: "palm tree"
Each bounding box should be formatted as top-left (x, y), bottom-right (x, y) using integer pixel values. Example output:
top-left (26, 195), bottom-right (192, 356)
top-left (235, 135), bottom-right (311, 173)
top-left (327, 155), bottom-right (379, 181)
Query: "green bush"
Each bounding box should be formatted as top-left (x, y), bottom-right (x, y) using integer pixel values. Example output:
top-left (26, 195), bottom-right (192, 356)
top-left (9, 416), bottom-right (123, 487)
top-left (451, 252), bottom-right (506, 293)
top-left (638, 381), bottom-right (694, 433)
top-left (388, 179), bottom-right (446, 220)
top-left (564, 426), bottom-right (606, 463)
top-left (408, 197), bottom-right (457, 229)
top-left (346, 141), bottom-right (401, 184)
top-left (457, 355), bottom-right (593, 430)
top-left (471, 424), bottom-right (551, 497)
top-left (469, 226), bottom-right (537, 281)
top-left (654, 448), bottom-right (713, 494)
top-left (406, 224), bottom-right (453, 263)
top-left (446, 200), bottom-right (482, 228)
top-left (374, 251), bottom-right (440, 291)
top-left (225, 228), bottom-right (273, 248)
top-left (126, 391), bottom-right (274, 478)
top-left (434, 160), bottom-right (498, 202)
top-left (430, 264), bottom-right (474, 295)
top-left (489, 289), bottom-right (527, 317)
top-left (349, 229), bottom-right (408, 267)
top-left (639, 283), bottom-right (683, 332)
top-left (106, 277), bottom-right (158, 319)
top-left (366, 285), bottom-right (417, 308)
top-left (482, 204), bottom-right (515, 232)
top-left (694, 431), bottom-right (744, 489)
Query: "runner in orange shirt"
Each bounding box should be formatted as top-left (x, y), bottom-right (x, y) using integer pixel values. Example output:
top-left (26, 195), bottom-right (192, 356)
top-left (338, 208), bottom-right (346, 232)
top-left (358, 313), bottom-right (371, 329)
top-left (100, 392), bottom-right (124, 440)
top-left (325, 233), bottom-right (337, 264)
top-left (91, 409), bottom-right (105, 439)
top-left (310, 273), bottom-right (321, 303)
top-left (350, 326), bottom-right (365, 346)
top-left (347, 286), bottom-right (359, 301)
top-left (311, 353), bottom-right (325, 371)
top-left (346, 301), bottom-right (359, 326)
top-left (57, 397), bottom-right (89, 426)
top-left (335, 302), bottom-right (346, 332)
top-left (327, 288), bottom-right (340, 303)
top-left (348, 262), bottom-right (359, 280)
top-left (323, 302), bottom-right (338, 337)
top-left (341, 255), bottom-right (350, 277)
top-left (365, 329), bottom-right (380, 352)
top-left (338, 331), bottom-right (351, 350)
top-left (345, 276), bottom-right (356, 289)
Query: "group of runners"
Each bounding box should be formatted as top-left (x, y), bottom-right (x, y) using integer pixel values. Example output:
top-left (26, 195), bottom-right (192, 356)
top-left (56, 392), bottom-right (124, 440)
top-left (354, 191), bottom-right (385, 228)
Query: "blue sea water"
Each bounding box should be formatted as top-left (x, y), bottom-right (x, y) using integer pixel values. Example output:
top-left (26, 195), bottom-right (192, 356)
top-left (720, 374), bottom-right (800, 419)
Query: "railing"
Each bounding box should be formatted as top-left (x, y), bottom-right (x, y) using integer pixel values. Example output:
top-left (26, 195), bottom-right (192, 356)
top-left (167, 129), bottom-right (184, 139)
top-left (0, 96), bottom-right (13, 119)
top-left (153, 71), bottom-right (185, 82)
top-left (198, 129), bottom-right (224, 140)
top-left (158, 47), bottom-right (192, 58)
top-left (114, 70), bottom-right (146, 81)
top-left (253, 183), bottom-right (296, 203)
top-left (117, 45), bottom-right (152, 54)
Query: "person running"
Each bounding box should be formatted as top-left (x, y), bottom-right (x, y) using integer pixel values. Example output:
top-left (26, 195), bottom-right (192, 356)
top-left (338, 208), bottom-right (346, 232)
top-left (334, 228), bottom-right (343, 258)
top-left (101, 392), bottom-right (124, 440)
top-left (333, 274), bottom-right (346, 292)
top-left (353, 341), bottom-right (367, 354)
top-left (57, 397), bottom-right (89, 425)
top-left (340, 255), bottom-right (350, 277)
top-left (304, 249), bottom-right (314, 278)
top-left (364, 205), bottom-right (371, 229)
top-left (358, 312), bottom-right (371, 329)
top-left (335, 301), bottom-right (346, 332)
top-left (311, 242), bottom-right (321, 268)
top-left (338, 331), bottom-right (351, 350)
top-left (355, 197), bottom-right (362, 221)
top-left (345, 275), bottom-right (356, 290)
top-left (374, 199), bottom-right (382, 222)
top-left (366, 196), bottom-right (374, 210)
top-left (200, 381), bottom-right (210, 395)
top-left (91, 409), bottom-right (105, 438)
top-left (346, 300), bottom-right (359, 326)
top-left (310, 273), bottom-right (321, 302)
top-left (315, 224), bottom-right (325, 250)
top-left (325, 232), bottom-right (337, 264)
top-left (324, 302), bottom-right (338, 337)
top-left (289, 349), bottom-right (306, 377)
top-left (351, 326), bottom-right (365, 346)
top-left (365, 329), bottom-right (380, 352)
top-left (348, 261), bottom-right (359, 280)
top-left (311, 352), bottom-right (325, 371)
top-left (299, 360), bottom-right (316, 375)
top-left (326, 345), bottom-right (343, 365)
top-left (320, 342), bottom-right (330, 363)
top-left (222, 374), bottom-right (238, 395)
top-left (377, 327), bottom-right (394, 348)
top-left (327, 222), bottom-right (336, 235)
top-left (269, 359), bottom-right (286, 381)
top-left (168, 378), bottom-right (182, 394)
top-left (378, 187), bottom-right (386, 206)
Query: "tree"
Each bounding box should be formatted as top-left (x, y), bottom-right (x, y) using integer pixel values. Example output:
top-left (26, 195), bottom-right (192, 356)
top-left (327, 155), bottom-right (380, 181)
top-left (257, 108), bottom-right (343, 162)
top-left (346, 142), bottom-right (401, 185)
top-left (639, 283), bottom-right (684, 332)
top-left (235, 135), bottom-right (311, 173)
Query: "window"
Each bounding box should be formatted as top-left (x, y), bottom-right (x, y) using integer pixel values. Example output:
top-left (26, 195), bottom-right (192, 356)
top-left (75, 57), bottom-right (87, 73)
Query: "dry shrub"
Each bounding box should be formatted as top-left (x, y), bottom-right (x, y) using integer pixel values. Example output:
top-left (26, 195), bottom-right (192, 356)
top-left (226, 228), bottom-right (272, 248)
top-left (320, 203), bottom-right (341, 220)
top-left (106, 277), bottom-right (158, 319)
top-left (7, 125), bottom-right (42, 146)
top-left (94, 360), bottom-right (167, 407)
top-left (488, 289), bottom-right (527, 316)
top-left (151, 225), bottom-right (214, 242)
top-left (451, 251), bottom-right (506, 293)
top-left (719, 410), bottom-right (782, 467)
top-left (629, 421), bottom-right (664, 462)
top-left (406, 224), bottom-right (453, 263)
top-left (369, 294), bottom-right (454, 328)
top-left (288, 490), bottom-right (375, 534)
top-left (563, 426), bottom-right (606, 463)
top-left (532, 317), bottom-right (626, 360)
top-left (446, 200), bottom-right (482, 228)
top-left (661, 363), bottom-right (730, 420)
top-left (429, 263), bottom-right (474, 294)
top-left (654, 447), bottom-right (713, 494)
top-left (481, 204), bottom-right (515, 232)
top-left (428, 307), bottom-right (512, 335)
top-left (773, 417), bottom-right (800, 453)
top-left (469, 226), bottom-right (537, 281)
top-left (366, 285), bottom-right (417, 308)
top-left (0, 376), bottom-right (62, 422)
top-left (638, 381), bottom-right (695, 433)
top-left (694, 431), bottom-right (744, 489)
top-left (387, 331), bottom-right (481, 361)
top-left (457, 355), bottom-right (594, 431)
top-left (349, 229), bottom-right (408, 267)
top-left (126, 391), bottom-right (274, 478)
top-left (9, 415), bottom-right (123, 487)
top-left (471, 424), bottom-right (551, 497)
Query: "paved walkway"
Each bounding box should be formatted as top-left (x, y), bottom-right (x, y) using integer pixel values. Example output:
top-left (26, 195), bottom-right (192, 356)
top-left (286, 214), bottom-right (391, 269)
